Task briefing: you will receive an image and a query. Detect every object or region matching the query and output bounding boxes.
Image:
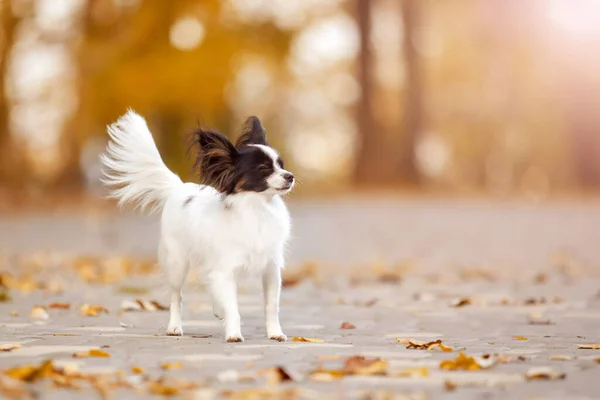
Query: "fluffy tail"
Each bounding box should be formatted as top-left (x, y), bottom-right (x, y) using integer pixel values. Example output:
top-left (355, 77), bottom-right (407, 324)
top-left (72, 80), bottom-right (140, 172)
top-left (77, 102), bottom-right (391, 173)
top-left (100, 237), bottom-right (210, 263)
top-left (100, 110), bottom-right (182, 214)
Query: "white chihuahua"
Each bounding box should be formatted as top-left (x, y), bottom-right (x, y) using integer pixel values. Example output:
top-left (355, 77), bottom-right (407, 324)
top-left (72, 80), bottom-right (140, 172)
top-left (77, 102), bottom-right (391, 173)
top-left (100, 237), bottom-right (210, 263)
top-left (101, 110), bottom-right (294, 342)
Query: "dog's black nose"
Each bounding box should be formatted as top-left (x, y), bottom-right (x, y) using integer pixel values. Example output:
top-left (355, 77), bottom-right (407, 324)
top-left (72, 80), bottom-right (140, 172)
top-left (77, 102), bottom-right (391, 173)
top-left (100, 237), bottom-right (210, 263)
top-left (283, 172), bottom-right (294, 183)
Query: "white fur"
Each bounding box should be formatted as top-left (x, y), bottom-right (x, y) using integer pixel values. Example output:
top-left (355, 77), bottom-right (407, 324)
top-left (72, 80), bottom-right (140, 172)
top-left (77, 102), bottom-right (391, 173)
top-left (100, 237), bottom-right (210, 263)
top-left (101, 110), bottom-right (291, 342)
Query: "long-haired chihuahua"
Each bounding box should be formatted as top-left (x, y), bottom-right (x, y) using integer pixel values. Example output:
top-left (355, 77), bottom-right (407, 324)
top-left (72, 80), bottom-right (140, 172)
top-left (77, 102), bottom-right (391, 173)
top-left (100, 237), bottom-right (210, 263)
top-left (101, 111), bottom-right (294, 342)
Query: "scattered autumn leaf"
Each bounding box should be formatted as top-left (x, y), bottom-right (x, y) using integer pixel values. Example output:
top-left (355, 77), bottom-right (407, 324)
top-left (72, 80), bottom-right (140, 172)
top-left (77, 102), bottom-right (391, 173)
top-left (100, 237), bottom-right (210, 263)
top-left (444, 380), bottom-right (458, 391)
top-left (72, 349), bottom-right (110, 358)
top-left (223, 388), bottom-right (297, 399)
top-left (122, 299), bottom-right (169, 312)
top-left (48, 303), bottom-right (71, 310)
top-left (525, 367), bottom-right (566, 380)
top-left (161, 361), bottom-right (183, 370)
top-left (131, 366), bottom-right (145, 374)
top-left (439, 352), bottom-right (493, 371)
top-left (259, 366), bottom-right (294, 384)
top-left (308, 367), bottom-right (345, 382)
top-left (397, 367), bottom-right (429, 378)
top-left (79, 304), bottom-right (109, 316)
top-left (282, 262), bottom-right (316, 287)
top-left (550, 355), bottom-right (572, 361)
top-left (0, 288), bottom-right (11, 302)
top-left (29, 306), bottom-right (49, 319)
top-left (317, 355), bottom-right (342, 361)
top-left (578, 344), bottom-right (600, 350)
top-left (343, 356), bottom-right (388, 376)
top-left (451, 298), bottom-right (471, 308)
top-left (5, 360), bottom-right (55, 382)
top-left (9, 311), bottom-right (18, 317)
top-left (406, 339), bottom-right (452, 352)
top-left (291, 337), bottom-right (325, 343)
top-left (0, 344), bottom-right (21, 352)
top-left (340, 322), bottom-right (356, 329)
top-left (513, 336), bottom-right (528, 341)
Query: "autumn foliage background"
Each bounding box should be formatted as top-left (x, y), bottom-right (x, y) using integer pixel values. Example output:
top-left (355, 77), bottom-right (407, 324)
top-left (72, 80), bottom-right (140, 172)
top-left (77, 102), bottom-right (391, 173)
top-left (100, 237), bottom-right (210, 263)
top-left (1, 0), bottom-right (600, 206)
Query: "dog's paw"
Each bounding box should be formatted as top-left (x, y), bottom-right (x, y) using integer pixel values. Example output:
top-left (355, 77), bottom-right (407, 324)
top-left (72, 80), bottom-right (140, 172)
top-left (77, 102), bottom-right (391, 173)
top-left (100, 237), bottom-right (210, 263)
top-left (165, 326), bottom-right (183, 336)
top-left (226, 335), bottom-right (244, 343)
top-left (269, 334), bottom-right (287, 342)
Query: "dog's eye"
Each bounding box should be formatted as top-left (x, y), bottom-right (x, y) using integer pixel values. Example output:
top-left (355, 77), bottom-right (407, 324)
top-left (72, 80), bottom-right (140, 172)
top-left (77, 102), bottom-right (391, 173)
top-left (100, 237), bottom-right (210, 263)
top-left (258, 165), bottom-right (270, 171)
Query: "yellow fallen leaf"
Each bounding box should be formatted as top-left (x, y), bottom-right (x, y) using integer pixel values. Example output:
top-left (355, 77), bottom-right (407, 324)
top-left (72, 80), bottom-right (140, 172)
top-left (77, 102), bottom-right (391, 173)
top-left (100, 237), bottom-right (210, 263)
top-left (0, 344), bottom-right (21, 352)
top-left (148, 381), bottom-right (179, 396)
top-left (578, 344), bottom-right (600, 349)
top-left (397, 367), bottom-right (429, 378)
top-left (550, 355), bottom-right (572, 361)
top-left (131, 366), bottom-right (145, 374)
top-left (291, 337), bottom-right (325, 343)
top-left (440, 352), bottom-right (484, 371)
top-left (5, 360), bottom-right (55, 382)
top-left (9, 311), bottom-right (18, 317)
top-left (79, 304), bottom-right (109, 317)
top-left (308, 367), bottom-right (345, 382)
top-left (513, 336), bottom-right (528, 341)
top-left (72, 349), bottom-right (110, 358)
top-left (444, 380), bottom-right (458, 391)
top-left (316, 355), bottom-right (342, 361)
top-left (161, 361), bottom-right (183, 370)
top-left (29, 306), bottom-right (49, 319)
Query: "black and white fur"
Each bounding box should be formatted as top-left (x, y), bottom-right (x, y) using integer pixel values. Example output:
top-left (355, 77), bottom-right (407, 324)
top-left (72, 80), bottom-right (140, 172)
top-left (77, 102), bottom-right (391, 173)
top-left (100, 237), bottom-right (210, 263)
top-left (101, 110), bottom-right (294, 342)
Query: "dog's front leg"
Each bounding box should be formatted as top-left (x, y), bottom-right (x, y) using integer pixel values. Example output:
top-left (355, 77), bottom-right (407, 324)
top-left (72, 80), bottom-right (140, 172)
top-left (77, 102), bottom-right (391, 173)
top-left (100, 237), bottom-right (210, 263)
top-left (263, 259), bottom-right (286, 342)
top-left (207, 273), bottom-right (243, 342)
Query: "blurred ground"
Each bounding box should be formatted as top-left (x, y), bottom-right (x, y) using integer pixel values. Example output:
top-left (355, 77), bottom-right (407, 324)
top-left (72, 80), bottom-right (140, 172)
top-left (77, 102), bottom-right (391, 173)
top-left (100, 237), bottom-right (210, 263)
top-left (1, 197), bottom-right (600, 399)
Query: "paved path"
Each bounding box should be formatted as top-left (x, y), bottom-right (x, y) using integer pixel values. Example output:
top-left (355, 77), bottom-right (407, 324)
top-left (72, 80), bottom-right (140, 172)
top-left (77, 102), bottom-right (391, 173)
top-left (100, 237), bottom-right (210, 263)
top-left (1, 198), bottom-right (600, 398)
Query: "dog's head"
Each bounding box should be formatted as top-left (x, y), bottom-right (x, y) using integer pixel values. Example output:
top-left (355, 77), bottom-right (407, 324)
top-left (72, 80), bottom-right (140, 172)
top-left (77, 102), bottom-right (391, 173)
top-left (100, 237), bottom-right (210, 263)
top-left (192, 117), bottom-right (294, 196)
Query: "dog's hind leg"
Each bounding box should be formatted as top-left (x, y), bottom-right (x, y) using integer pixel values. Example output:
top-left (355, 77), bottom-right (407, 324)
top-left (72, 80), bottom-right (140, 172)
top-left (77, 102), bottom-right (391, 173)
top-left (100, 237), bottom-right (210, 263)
top-left (161, 244), bottom-right (189, 336)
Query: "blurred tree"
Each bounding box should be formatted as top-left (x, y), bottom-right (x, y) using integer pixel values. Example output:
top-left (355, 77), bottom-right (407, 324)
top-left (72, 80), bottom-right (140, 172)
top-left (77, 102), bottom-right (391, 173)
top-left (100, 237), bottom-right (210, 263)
top-left (398, 0), bottom-right (421, 184)
top-left (353, 0), bottom-right (381, 184)
top-left (0, 0), bottom-right (30, 188)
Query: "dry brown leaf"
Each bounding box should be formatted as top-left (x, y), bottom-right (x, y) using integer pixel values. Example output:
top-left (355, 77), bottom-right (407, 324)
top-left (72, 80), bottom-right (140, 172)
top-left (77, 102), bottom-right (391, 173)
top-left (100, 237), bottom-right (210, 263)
top-left (340, 322), bottom-right (356, 329)
top-left (79, 304), bottom-right (109, 316)
top-left (0, 288), bottom-right (11, 302)
top-left (444, 380), bottom-right (458, 391)
top-left (343, 356), bottom-right (388, 376)
top-left (259, 366), bottom-right (294, 384)
top-left (131, 366), bottom-right (144, 374)
top-left (0, 344), bottom-right (21, 352)
top-left (397, 367), bottom-right (429, 378)
top-left (578, 344), bottom-right (600, 349)
top-left (440, 352), bottom-right (489, 371)
top-left (117, 286), bottom-right (149, 295)
top-left (122, 299), bottom-right (169, 312)
top-left (525, 367), bottom-right (566, 380)
top-left (291, 337), bottom-right (325, 343)
top-left (406, 339), bottom-right (452, 352)
top-left (161, 361), bottom-right (183, 370)
top-left (72, 349), bottom-right (110, 358)
top-left (282, 262), bottom-right (316, 287)
top-left (48, 303), bottom-right (71, 310)
top-left (451, 298), bottom-right (471, 308)
top-left (29, 306), bottom-right (49, 319)
top-left (513, 336), bottom-right (528, 341)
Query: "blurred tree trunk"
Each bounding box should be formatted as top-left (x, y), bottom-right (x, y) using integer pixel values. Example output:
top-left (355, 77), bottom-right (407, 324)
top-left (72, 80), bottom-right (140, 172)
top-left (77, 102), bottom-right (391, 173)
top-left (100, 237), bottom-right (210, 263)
top-left (0, 0), bottom-right (28, 188)
top-left (353, 0), bottom-right (391, 185)
top-left (398, 0), bottom-right (421, 184)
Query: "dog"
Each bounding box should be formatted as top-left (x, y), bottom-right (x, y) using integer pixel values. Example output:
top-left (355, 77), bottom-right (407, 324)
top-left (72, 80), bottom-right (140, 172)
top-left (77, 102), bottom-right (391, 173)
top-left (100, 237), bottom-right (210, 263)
top-left (101, 110), bottom-right (294, 342)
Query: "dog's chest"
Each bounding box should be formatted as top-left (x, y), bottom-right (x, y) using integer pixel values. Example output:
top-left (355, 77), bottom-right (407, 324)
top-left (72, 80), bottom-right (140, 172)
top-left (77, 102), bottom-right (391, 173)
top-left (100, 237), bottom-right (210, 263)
top-left (228, 200), bottom-right (289, 266)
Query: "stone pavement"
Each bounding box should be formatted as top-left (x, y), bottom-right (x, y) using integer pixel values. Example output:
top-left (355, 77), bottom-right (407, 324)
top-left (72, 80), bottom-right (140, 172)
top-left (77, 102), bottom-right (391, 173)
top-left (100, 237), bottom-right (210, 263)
top-left (1, 198), bottom-right (600, 398)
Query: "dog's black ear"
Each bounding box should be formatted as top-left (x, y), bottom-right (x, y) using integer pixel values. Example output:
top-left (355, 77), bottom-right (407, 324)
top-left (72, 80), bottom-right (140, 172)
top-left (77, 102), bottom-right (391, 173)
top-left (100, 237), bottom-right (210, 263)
top-left (192, 128), bottom-right (237, 193)
top-left (235, 116), bottom-right (267, 147)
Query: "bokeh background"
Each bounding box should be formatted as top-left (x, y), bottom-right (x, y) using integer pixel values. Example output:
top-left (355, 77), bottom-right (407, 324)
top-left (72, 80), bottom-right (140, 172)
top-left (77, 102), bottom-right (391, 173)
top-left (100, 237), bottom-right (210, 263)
top-left (1, 0), bottom-right (600, 205)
